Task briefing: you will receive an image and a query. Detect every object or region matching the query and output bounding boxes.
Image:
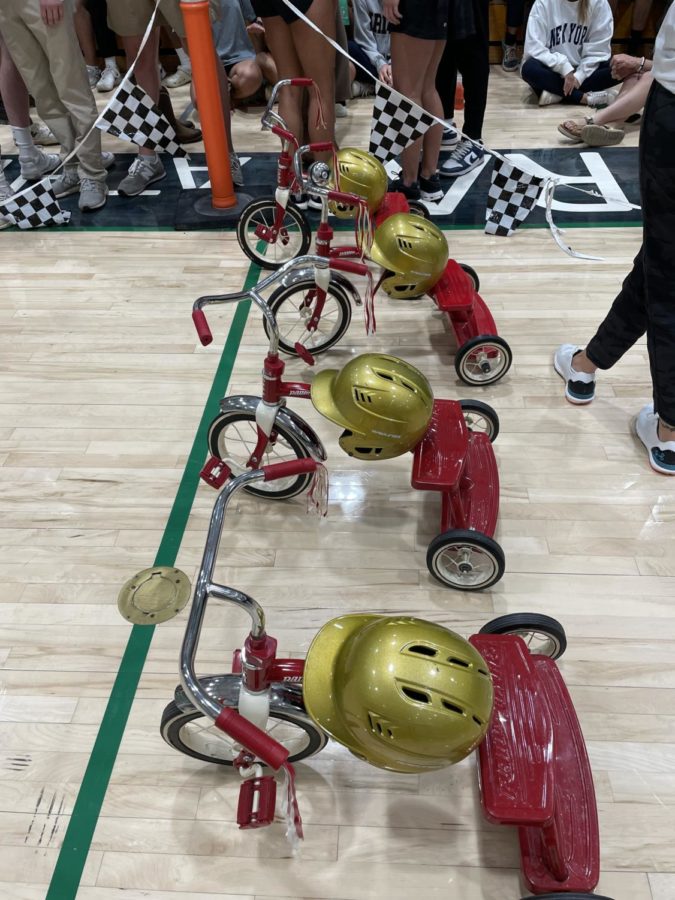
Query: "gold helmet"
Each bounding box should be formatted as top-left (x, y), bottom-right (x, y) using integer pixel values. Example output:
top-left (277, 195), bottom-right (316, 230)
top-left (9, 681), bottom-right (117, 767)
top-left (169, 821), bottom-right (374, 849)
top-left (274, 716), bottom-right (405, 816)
top-left (310, 353), bottom-right (434, 460)
top-left (370, 213), bottom-right (449, 298)
top-left (330, 147), bottom-right (388, 219)
top-left (303, 615), bottom-right (494, 773)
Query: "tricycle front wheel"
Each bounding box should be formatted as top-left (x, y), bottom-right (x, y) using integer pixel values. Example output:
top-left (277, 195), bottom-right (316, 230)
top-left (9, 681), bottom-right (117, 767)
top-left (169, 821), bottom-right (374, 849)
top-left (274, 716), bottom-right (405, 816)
top-left (479, 612), bottom-right (567, 659)
top-left (427, 529), bottom-right (505, 591)
top-left (237, 197), bottom-right (311, 270)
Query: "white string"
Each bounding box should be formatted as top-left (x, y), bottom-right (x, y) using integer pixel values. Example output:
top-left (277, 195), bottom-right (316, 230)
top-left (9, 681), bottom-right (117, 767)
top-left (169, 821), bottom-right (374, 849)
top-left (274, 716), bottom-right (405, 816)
top-left (543, 179), bottom-right (605, 260)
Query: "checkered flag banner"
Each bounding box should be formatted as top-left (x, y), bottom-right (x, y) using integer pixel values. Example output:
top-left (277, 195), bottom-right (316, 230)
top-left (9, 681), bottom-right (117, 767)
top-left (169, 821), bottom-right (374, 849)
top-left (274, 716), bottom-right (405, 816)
top-left (485, 157), bottom-right (545, 237)
top-left (369, 82), bottom-right (436, 163)
top-left (0, 180), bottom-right (71, 229)
top-left (97, 78), bottom-right (187, 157)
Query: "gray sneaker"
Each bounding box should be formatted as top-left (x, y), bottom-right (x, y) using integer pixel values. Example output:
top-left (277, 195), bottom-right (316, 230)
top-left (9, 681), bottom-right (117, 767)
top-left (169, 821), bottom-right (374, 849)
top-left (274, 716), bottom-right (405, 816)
top-left (117, 155), bottom-right (166, 197)
top-left (502, 41), bottom-right (520, 72)
top-left (20, 150), bottom-right (61, 180)
top-left (79, 178), bottom-right (108, 212)
top-left (102, 151), bottom-right (115, 170)
top-left (230, 152), bottom-right (244, 187)
top-left (51, 168), bottom-right (80, 198)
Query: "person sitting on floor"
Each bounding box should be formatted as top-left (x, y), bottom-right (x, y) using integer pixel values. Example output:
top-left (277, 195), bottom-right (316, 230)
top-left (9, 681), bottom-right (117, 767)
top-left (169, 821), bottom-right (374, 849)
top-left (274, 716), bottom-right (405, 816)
top-left (521, 0), bottom-right (619, 106)
top-left (557, 50), bottom-right (653, 144)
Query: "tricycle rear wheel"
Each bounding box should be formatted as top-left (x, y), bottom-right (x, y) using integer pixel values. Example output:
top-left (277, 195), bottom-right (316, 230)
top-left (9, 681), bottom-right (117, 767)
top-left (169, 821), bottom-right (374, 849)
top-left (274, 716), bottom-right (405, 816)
top-left (479, 612), bottom-right (567, 659)
top-left (427, 529), bottom-right (505, 591)
top-left (455, 334), bottom-right (513, 386)
top-left (460, 399), bottom-right (499, 442)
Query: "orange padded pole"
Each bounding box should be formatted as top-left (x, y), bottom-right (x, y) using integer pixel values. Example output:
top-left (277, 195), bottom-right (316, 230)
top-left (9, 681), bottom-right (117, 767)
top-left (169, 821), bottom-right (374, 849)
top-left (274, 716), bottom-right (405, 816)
top-left (180, 0), bottom-right (235, 208)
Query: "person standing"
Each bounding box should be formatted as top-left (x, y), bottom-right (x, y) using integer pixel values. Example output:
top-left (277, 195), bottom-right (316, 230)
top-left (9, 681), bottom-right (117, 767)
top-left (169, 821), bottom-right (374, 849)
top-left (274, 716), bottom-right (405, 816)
top-left (384, 0), bottom-right (447, 202)
top-left (554, 1), bottom-right (675, 475)
top-left (0, 0), bottom-right (109, 211)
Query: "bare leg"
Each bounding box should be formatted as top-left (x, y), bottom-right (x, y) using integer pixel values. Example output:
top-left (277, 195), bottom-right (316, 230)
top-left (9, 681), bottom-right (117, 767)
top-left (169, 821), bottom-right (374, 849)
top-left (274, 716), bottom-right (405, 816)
top-left (74, 0), bottom-right (98, 66)
top-left (121, 31), bottom-right (160, 157)
top-left (228, 58), bottom-right (262, 100)
top-left (263, 17), bottom-right (305, 144)
top-left (419, 41), bottom-right (446, 179)
top-left (392, 33), bottom-right (446, 185)
top-left (255, 50), bottom-right (277, 85)
top-left (0, 37), bottom-right (31, 127)
top-left (291, 0), bottom-right (337, 153)
top-left (632, 0), bottom-right (653, 32)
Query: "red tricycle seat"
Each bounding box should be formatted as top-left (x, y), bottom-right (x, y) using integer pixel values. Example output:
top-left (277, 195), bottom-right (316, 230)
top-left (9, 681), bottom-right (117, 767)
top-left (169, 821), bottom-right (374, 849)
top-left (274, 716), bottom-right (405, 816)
top-left (470, 634), bottom-right (600, 895)
top-left (430, 260), bottom-right (475, 314)
top-left (412, 400), bottom-right (499, 536)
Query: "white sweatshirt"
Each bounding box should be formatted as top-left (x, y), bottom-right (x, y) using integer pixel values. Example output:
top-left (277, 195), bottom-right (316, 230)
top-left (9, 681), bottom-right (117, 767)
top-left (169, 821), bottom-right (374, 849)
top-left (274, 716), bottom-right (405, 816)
top-left (653, 1), bottom-right (675, 95)
top-left (523, 0), bottom-right (613, 85)
top-left (352, 0), bottom-right (391, 76)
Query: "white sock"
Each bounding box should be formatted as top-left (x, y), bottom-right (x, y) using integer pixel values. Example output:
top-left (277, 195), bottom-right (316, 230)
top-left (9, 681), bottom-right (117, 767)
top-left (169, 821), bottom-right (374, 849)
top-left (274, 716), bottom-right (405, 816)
top-left (176, 48), bottom-right (191, 70)
top-left (104, 56), bottom-right (119, 71)
top-left (11, 125), bottom-right (40, 163)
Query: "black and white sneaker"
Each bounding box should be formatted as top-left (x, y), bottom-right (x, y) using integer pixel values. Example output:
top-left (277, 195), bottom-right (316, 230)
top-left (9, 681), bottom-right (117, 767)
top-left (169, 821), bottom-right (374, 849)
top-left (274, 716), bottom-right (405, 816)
top-left (291, 192), bottom-right (309, 209)
top-left (441, 119), bottom-right (460, 149)
top-left (389, 177), bottom-right (421, 201)
top-left (553, 344), bottom-right (596, 405)
top-left (419, 172), bottom-right (443, 202)
top-left (635, 404), bottom-right (675, 475)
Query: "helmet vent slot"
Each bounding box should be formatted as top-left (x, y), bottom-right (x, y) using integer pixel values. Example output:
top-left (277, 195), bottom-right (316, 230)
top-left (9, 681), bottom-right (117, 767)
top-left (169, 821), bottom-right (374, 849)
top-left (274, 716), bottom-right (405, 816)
top-left (478, 668), bottom-right (489, 677)
top-left (396, 238), bottom-right (414, 250)
top-left (408, 644), bottom-right (437, 657)
top-left (401, 687), bottom-right (431, 704)
top-left (441, 700), bottom-right (465, 716)
top-left (447, 656), bottom-right (470, 668)
top-left (472, 716), bottom-right (484, 726)
top-left (353, 388), bottom-right (373, 403)
top-left (376, 372), bottom-right (393, 382)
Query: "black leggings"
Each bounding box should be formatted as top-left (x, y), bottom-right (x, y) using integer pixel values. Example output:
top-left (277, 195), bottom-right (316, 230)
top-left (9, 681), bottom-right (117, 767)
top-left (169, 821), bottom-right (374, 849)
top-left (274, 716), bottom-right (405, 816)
top-left (586, 82), bottom-right (675, 428)
top-left (435, 0), bottom-right (489, 140)
top-left (85, 0), bottom-right (118, 59)
top-left (521, 57), bottom-right (618, 104)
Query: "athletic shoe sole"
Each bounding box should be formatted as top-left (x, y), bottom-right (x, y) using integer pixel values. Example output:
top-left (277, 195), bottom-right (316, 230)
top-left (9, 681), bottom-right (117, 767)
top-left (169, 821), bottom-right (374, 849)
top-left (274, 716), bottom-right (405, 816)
top-left (553, 354), bottom-right (595, 405)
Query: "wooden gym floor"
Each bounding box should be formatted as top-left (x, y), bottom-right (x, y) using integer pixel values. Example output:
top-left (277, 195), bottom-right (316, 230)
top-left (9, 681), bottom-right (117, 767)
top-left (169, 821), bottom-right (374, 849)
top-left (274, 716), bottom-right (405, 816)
top-left (1, 70), bottom-right (674, 900)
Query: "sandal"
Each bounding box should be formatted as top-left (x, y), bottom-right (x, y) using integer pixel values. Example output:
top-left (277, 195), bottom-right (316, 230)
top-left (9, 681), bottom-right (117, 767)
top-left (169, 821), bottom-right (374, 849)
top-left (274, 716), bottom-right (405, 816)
top-left (580, 123), bottom-right (625, 147)
top-left (557, 117), bottom-right (593, 142)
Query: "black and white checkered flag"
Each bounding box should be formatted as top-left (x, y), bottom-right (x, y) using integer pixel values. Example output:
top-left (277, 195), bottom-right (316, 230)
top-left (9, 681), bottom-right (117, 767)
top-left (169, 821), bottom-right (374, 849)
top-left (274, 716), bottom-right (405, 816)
top-left (485, 157), bottom-right (545, 236)
top-left (97, 78), bottom-right (187, 157)
top-left (0, 180), bottom-right (71, 229)
top-left (369, 83), bottom-right (436, 163)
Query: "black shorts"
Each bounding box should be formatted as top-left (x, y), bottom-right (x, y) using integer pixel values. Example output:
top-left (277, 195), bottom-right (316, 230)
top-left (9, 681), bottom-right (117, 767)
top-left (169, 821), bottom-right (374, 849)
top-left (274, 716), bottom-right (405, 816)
top-left (390, 0), bottom-right (449, 40)
top-left (252, 0), bottom-right (312, 24)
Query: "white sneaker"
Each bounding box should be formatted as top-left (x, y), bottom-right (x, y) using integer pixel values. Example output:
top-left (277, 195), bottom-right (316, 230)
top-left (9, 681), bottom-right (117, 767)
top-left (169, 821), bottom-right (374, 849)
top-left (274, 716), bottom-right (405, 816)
top-left (87, 65), bottom-right (101, 88)
top-left (539, 90), bottom-right (563, 106)
top-left (97, 65), bottom-right (122, 93)
top-left (20, 150), bottom-right (61, 180)
top-left (30, 122), bottom-right (60, 146)
top-left (585, 87), bottom-right (620, 109)
top-left (335, 102), bottom-right (348, 118)
top-left (350, 80), bottom-right (374, 99)
top-left (102, 151), bottom-right (115, 170)
top-left (163, 65), bottom-right (192, 88)
top-left (635, 404), bottom-right (675, 475)
top-left (553, 344), bottom-right (596, 405)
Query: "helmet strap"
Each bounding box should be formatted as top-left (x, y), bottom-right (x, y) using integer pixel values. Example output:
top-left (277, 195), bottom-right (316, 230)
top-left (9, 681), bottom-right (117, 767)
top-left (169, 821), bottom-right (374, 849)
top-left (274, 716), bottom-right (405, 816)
top-left (281, 763), bottom-right (303, 850)
top-left (307, 462), bottom-right (329, 517)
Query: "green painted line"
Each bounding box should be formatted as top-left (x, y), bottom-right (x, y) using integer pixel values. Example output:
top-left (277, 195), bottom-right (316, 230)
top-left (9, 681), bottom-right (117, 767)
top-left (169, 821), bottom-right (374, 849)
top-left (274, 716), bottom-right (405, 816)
top-left (45, 266), bottom-right (257, 900)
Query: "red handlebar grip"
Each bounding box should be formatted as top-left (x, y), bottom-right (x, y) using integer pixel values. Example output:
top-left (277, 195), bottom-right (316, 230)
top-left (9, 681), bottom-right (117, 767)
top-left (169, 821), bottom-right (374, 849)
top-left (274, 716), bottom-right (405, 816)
top-left (215, 708), bottom-right (289, 770)
top-left (262, 459), bottom-right (317, 481)
top-left (308, 141), bottom-right (333, 153)
top-left (192, 309), bottom-right (213, 346)
top-left (330, 259), bottom-right (370, 276)
top-left (289, 77), bottom-right (313, 87)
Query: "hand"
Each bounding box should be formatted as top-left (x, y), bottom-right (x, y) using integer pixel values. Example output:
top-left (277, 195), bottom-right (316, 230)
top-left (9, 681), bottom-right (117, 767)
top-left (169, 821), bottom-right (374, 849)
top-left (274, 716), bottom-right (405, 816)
top-left (40, 0), bottom-right (64, 26)
top-left (379, 63), bottom-right (393, 85)
top-left (246, 20), bottom-right (265, 34)
top-left (382, 0), bottom-right (401, 25)
top-left (563, 72), bottom-right (580, 96)
top-left (611, 53), bottom-right (640, 80)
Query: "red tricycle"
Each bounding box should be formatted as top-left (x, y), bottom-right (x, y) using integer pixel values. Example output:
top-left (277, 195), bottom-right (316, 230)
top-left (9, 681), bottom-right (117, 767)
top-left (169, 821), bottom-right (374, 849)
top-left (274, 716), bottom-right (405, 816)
top-left (193, 255), bottom-right (504, 591)
top-left (120, 461), bottom-right (611, 899)
top-left (234, 80), bottom-right (512, 386)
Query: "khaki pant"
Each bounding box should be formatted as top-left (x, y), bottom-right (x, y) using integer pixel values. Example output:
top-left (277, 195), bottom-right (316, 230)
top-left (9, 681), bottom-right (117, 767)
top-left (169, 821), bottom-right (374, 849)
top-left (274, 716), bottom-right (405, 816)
top-left (107, 0), bottom-right (220, 39)
top-left (0, 0), bottom-right (105, 181)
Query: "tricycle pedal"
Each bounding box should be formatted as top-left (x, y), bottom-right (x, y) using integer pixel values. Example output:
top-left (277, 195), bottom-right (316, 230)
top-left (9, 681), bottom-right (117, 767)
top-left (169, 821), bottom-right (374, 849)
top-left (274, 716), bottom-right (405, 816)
top-left (237, 776), bottom-right (277, 829)
top-left (200, 456), bottom-right (232, 489)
